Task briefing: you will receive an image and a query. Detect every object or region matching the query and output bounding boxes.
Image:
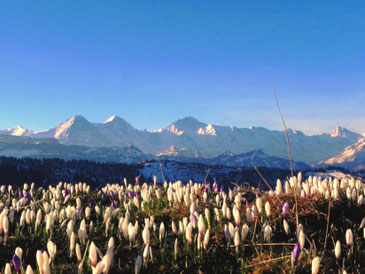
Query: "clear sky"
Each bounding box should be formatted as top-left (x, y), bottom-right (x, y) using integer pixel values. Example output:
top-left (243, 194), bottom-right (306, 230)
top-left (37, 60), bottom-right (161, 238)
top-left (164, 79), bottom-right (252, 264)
top-left (0, 1), bottom-right (364, 135)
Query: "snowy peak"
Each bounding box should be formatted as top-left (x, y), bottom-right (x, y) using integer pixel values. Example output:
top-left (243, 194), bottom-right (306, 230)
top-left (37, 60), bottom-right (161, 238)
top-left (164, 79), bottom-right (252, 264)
top-left (55, 116), bottom-right (89, 139)
top-left (318, 138), bottom-right (365, 171)
top-left (103, 115), bottom-right (135, 130)
top-left (0, 125), bottom-right (33, 137)
top-left (11, 125), bottom-right (33, 136)
top-left (103, 115), bottom-right (128, 125)
top-left (166, 116), bottom-right (207, 135)
top-left (166, 124), bottom-right (184, 135)
top-left (328, 126), bottom-right (361, 139)
top-left (197, 124), bottom-right (217, 135)
top-left (330, 126), bottom-right (350, 137)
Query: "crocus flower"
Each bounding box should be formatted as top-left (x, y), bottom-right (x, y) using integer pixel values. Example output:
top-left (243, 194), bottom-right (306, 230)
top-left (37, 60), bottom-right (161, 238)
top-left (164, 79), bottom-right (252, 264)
top-left (25, 265), bottom-right (34, 274)
top-left (135, 192), bottom-right (141, 201)
top-left (143, 244), bottom-right (150, 262)
top-left (265, 201), bottom-right (271, 217)
top-left (4, 263), bottom-right (11, 274)
top-left (345, 229), bottom-right (353, 246)
top-left (128, 191), bottom-right (133, 199)
top-left (292, 243), bottom-right (301, 266)
top-left (89, 242), bottom-right (98, 267)
top-left (335, 240), bottom-right (341, 259)
top-left (12, 254), bottom-right (21, 272)
top-left (109, 190), bottom-right (114, 200)
top-left (282, 202), bottom-right (289, 216)
top-left (311, 257), bottom-right (321, 274)
top-left (111, 201), bottom-right (119, 209)
top-left (89, 199), bottom-right (94, 208)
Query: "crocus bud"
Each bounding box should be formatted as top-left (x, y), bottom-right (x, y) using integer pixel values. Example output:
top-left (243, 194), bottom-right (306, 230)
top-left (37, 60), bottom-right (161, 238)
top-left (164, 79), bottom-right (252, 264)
top-left (265, 201), bottom-right (271, 217)
top-left (283, 219), bottom-right (290, 235)
top-left (143, 244), bottom-right (150, 262)
top-left (142, 226), bottom-right (150, 245)
top-left (234, 230), bottom-right (240, 251)
top-left (76, 243), bottom-right (82, 262)
top-left (299, 230), bottom-right (305, 248)
top-left (89, 242), bottom-right (98, 267)
top-left (292, 243), bottom-right (301, 266)
top-left (335, 240), bottom-right (341, 259)
top-left (198, 215), bottom-right (205, 238)
top-left (264, 225), bottom-right (272, 241)
top-left (311, 257), bottom-right (321, 274)
top-left (4, 263), bottom-right (11, 274)
top-left (15, 247), bottom-right (23, 261)
top-left (25, 265), bottom-right (34, 274)
top-left (186, 223), bottom-right (193, 245)
top-left (345, 229), bottom-right (353, 246)
top-left (172, 221), bottom-right (177, 234)
top-left (36, 250), bottom-right (44, 271)
top-left (203, 229), bottom-right (210, 250)
top-left (159, 222), bottom-right (165, 243)
top-left (47, 240), bottom-right (57, 262)
top-left (12, 254), bottom-right (21, 272)
top-left (174, 238), bottom-right (178, 259)
top-left (256, 197), bottom-right (263, 214)
top-left (241, 224), bottom-right (249, 241)
top-left (70, 232), bottom-right (76, 257)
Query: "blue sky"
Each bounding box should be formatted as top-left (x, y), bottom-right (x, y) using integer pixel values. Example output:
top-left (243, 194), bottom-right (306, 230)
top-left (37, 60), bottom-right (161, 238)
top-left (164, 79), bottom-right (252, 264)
top-left (0, 1), bottom-right (364, 135)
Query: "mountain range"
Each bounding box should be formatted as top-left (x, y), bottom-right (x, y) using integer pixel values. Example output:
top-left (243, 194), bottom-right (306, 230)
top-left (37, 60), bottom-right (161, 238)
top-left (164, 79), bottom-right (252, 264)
top-left (0, 115), bottom-right (364, 170)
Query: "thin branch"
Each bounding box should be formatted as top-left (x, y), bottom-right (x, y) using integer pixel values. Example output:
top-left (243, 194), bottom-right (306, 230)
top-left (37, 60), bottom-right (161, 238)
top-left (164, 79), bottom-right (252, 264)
top-left (204, 168), bottom-right (211, 184)
top-left (272, 86), bottom-right (299, 234)
top-left (158, 157), bottom-right (166, 183)
top-left (272, 86), bottom-right (294, 177)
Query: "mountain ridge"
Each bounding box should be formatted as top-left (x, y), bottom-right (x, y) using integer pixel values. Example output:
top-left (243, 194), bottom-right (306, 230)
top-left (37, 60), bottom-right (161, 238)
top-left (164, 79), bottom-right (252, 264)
top-left (1, 115), bottom-right (363, 165)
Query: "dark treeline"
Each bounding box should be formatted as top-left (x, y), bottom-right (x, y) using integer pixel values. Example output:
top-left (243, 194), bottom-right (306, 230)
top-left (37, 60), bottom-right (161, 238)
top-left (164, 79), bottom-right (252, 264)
top-left (0, 156), bottom-right (139, 188)
top-left (0, 156), bottom-right (299, 190)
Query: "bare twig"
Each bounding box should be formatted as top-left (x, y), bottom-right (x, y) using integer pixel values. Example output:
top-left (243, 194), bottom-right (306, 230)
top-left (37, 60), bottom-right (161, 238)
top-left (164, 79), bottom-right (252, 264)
top-left (158, 157), bottom-right (166, 183)
top-left (324, 201), bottom-right (332, 249)
top-left (272, 86), bottom-right (299, 233)
top-left (272, 86), bottom-right (294, 177)
top-left (204, 168), bottom-right (211, 184)
top-left (245, 255), bottom-right (291, 268)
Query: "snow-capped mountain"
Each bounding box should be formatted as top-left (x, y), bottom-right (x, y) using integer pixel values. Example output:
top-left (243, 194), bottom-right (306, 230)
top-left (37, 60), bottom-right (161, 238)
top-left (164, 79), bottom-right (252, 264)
top-left (317, 138), bottom-right (365, 171)
top-left (0, 115), bottom-right (362, 165)
top-left (0, 125), bottom-right (33, 137)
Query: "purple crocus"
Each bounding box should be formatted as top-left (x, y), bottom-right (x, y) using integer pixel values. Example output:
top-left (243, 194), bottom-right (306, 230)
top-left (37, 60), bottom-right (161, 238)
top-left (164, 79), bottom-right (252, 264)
top-left (109, 190), bottom-right (114, 200)
top-left (135, 192), bottom-right (141, 201)
top-left (135, 175), bottom-right (140, 185)
top-left (24, 192), bottom-right (31, 203)
top-left (128, 191), bottom-right (133, 199)
top-left (214, 184), bottom-right (219, 192)
top-left (63, 189), bottom-right (68, 198)
top-left (292, 242), bottom-right (301, 266)
top-left (12, 254), bottom-right (21, 272)
top-left (18, 191), bottom-right (23, 198)
top-left (282, 202), bottom-right (289, 216)
top-left (111, 201), bottom-right (119, 209)
top-left (101, 194), bottom-right (106, 202)
top-left (279, 201), bottom-right (284, 213)
top-left (89, 199), bottom-right (94, 208)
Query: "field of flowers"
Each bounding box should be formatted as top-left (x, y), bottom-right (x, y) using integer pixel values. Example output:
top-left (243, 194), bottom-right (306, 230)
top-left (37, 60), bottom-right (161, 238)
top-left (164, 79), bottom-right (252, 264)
top-left (0, 173), bottom-right (364, 273)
